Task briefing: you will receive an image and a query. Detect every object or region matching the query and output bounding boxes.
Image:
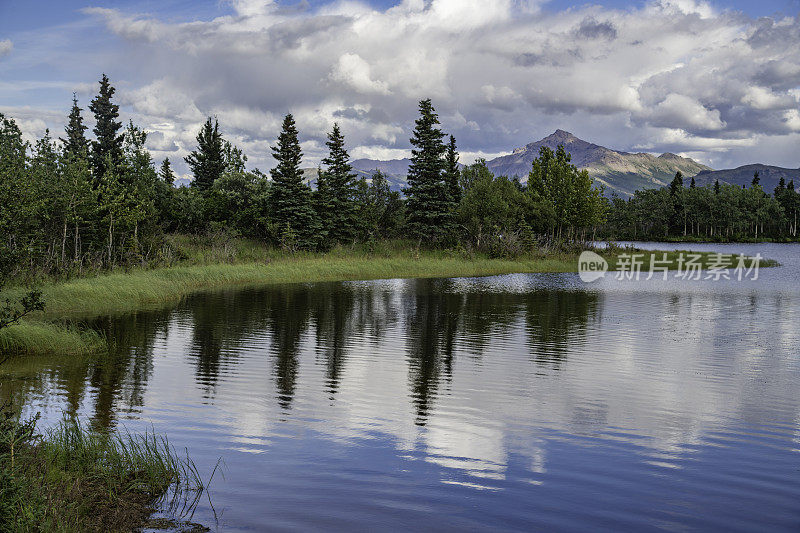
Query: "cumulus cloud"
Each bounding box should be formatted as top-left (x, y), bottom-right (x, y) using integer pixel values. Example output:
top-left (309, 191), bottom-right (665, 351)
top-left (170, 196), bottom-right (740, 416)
top-left (4, 0), bottom-right (800, 170)
top-left (330, 53), bottom-right (392, 95)
top-left (0, 39), bottom-right (12, 58)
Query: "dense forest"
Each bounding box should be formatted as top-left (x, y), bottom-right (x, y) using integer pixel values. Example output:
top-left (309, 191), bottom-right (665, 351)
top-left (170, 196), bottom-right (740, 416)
top-left (604, 171), bottom-right (800, 241)
top-left (0, 75), bottom-right (607, 286)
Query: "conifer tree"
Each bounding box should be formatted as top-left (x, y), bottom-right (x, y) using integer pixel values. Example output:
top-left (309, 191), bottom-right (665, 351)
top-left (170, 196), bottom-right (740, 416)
top-left (61, 93), bottom-right (89, 160)
top-left (160, 158), bottom-right (175, 186)
top-left (89, 74), bottom-right (124, 184)
top-left (269, 113), bottom-right (317, 249)
top-left (320, 123), bottom-right (357, 244)
top-left (405, 99), bottom-right (450, 242)
top-left (444, 135), bottom-right (461, 205)
top-left (185, 117), bottom-right (225, 192)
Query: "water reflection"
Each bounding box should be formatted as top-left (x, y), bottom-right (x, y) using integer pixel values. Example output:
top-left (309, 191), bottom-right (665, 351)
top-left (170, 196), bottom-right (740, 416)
top-left (2, 253), bottom-right (800, 531)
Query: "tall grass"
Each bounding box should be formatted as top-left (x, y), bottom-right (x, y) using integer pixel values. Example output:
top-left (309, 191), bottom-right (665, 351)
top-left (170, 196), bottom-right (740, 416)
top-left (0, 414), bottom-right (211, 532)
top-left (4, 247), bottom-right (581, 319)
top-left (0, 238), bottom-right (775, 358)
top-left (0, 322), bottom-right (105, 357)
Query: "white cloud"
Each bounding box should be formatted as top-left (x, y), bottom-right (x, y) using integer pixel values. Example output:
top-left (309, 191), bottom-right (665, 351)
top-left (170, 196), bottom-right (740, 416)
top-left (330, 53), bottom-right (392, 95)
top-left (0, 39), bottom-right (12, 58)
top-left (4, 0), bottom-right (800, 171)
top-left (648, 94), bottom-right (726, 131)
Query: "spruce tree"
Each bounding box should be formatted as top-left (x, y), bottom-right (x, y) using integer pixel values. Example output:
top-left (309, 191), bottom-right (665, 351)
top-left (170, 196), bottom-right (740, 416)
top-left (89, 74), bottom-right (124, 184)
top-left (185, 117), bottom-right (225, 192)
top-left (160, 158), bottom-right (175, 186)
top-left (444, 135), bottom-right (460, 205)
top-left (320, 123), bottom-right (357, 244)
top-left (269, 113), bottom-right (317, 249)
top-left (405, 99), bottom-right (450, 242)
top-left (61, 93), bottom-right (89, 160)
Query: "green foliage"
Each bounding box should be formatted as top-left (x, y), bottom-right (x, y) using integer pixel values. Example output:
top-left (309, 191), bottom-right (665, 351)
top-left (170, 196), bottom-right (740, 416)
top-left (159, 157), bottom-right (175, 186)
top-left (0, 413), bottom-right (206, 532)
top-left (88, 74), bottom-right (124, 184)
top-left (61, 94), bottom-right (89, 160)
top-left (405, 99), bottom-right (455, 243)
top-left (444, 135), bottom-right (460, 205)
top-left (354, 171), bottom-right (404, 241)
top-left (526, 145), bottom-right (606, 237)
top-left (269, 113), bottom-right (318, 250)
top-left (606, 177), bottom-right (800, 240)
top-left (185, 117), bottom-right (225, 192)
top-left (319, 123), bottom-right (358, 245)
top-left (457, 171), bottom-right (533, 250)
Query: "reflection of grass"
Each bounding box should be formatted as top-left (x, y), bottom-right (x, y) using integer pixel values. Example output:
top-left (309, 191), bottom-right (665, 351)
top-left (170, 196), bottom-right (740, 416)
top-left (0, 415), bottom-right (210, 532)
top-left (0, 240), bottom-right (773, 357)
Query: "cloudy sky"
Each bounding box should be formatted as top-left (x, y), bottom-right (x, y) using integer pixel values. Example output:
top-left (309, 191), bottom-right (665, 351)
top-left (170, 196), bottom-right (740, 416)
top-left (1, 0), bottom-right (799, 176)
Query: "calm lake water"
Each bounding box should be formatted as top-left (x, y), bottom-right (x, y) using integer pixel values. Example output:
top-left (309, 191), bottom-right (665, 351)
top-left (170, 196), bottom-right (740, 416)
top-left (3, 243), bottom-right (800, 531)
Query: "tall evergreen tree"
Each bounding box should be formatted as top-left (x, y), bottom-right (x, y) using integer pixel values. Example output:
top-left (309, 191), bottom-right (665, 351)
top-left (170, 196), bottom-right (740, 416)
top-left (444, 135), bottom-right (461, 205)
top-left (269, 113), bottom-right (317, 249)
top-left (320, 123), bottom-right (358, 244)
top-left (185, 117), bottom-right (225, 192)
top-left (159, 158), bottom-right (175, 186)
top-left (405, 99), bottom-right (450, 242)
top-left (752, 171), bottom-right (760, 186)
top-left (61, 93), bottom-right (89, 159)
top-left (89, 74), bottom-right (124, 184)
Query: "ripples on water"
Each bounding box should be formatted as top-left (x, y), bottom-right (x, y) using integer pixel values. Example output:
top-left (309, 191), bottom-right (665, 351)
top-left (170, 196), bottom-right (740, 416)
top-left (2, 243), bottom-right (799, 531)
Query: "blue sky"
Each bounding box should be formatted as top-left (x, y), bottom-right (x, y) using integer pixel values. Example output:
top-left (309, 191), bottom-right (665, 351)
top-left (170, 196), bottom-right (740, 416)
top-left (2, 0), bottom-right (798, 32)
top-left (1, 0), bottom-right (799, 174)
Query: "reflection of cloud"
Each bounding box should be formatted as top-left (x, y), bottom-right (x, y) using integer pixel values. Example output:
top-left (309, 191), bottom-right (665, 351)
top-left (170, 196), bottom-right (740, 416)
top-left (425, 420), bottom-right (508, 481)
top-left (11, 273), bottom-right (800, 496)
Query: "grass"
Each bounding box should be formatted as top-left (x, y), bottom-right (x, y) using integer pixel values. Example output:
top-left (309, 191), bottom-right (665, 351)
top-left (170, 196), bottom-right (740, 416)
top-left (0, 413), bottom-right (210, 532)
top-left (0, 237), bottom-right (776, 357)
top-left (0, 322), bottom-right (105, 358)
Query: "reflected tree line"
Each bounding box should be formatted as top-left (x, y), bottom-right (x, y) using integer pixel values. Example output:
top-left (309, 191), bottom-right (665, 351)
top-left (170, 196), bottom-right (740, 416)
top-left (1, 281), bottom-right (600, 429)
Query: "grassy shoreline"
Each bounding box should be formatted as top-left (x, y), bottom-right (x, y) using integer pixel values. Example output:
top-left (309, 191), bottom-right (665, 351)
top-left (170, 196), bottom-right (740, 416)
top-left (0, 243), bottom-right (774, 357)
top-left (0, 415), bottom-right (207, 532)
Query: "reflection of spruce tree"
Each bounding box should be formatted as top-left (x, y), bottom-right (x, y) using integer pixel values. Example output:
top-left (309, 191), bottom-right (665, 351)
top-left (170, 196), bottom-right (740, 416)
top-left (404, 279), bottom-right (463, 426)
top-left (267, 287), bottom-right (312, 409)
top-left (311, 283), bottom-right (355, 398)
top-left (185, 289), bottom-right (274, 397)
top-left (457, 292), bottom-right (522, 358)
top-left (85, 311), bottom-right (167, 430)
top-left (524, 291), bottom-right (600, 368)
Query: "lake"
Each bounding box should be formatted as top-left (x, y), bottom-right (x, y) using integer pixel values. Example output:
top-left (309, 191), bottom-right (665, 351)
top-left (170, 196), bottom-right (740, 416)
top-left (2, 243), bottom-right (799, 531)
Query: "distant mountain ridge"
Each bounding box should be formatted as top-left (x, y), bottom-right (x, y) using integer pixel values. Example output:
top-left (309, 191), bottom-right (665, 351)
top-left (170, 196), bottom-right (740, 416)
top-left (484, 130), bottom-right (711, 197)
top-left (346, 130), bottom-right (712, 197)
top-left (692, 164), bottom-right (800, 191)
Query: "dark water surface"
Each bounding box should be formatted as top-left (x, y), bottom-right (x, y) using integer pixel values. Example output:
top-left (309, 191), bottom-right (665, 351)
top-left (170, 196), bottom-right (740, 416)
top-left (3, 243), bottom-right (800, 531)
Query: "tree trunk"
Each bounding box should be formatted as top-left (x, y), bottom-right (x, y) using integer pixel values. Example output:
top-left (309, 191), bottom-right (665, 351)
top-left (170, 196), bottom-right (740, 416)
top-left (108, 214), bottom-right (114, 267)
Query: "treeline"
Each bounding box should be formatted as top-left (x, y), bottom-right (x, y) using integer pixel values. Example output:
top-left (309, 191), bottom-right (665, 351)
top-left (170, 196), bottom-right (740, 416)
top-left (605, 172), bottom-right (800, 240)
top-left (0, 75), bottom-right (608, 283)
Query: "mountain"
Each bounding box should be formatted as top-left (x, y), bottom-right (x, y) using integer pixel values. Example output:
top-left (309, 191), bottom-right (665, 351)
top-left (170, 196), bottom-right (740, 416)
top-left (301, 166), bottom-right (408, 192)
top-left (351, 158), bottom-right (413, 177)
top-left (484, 130), bottom-right (711, 197)
top-left (691, 164), bottom-right (800, 191)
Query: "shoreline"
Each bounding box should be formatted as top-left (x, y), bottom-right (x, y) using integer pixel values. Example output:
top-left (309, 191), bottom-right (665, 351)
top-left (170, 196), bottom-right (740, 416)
top-left (0, 247), bottom-right (774, 357)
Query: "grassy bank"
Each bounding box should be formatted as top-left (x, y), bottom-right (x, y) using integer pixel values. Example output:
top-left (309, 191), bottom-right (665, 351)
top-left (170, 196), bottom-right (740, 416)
top-left (0, 239), bottom-right (774, 357)
top-left (0, 323), bottom-right (105, 358)
top-left (0, 414), bottom-right (206, 532)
